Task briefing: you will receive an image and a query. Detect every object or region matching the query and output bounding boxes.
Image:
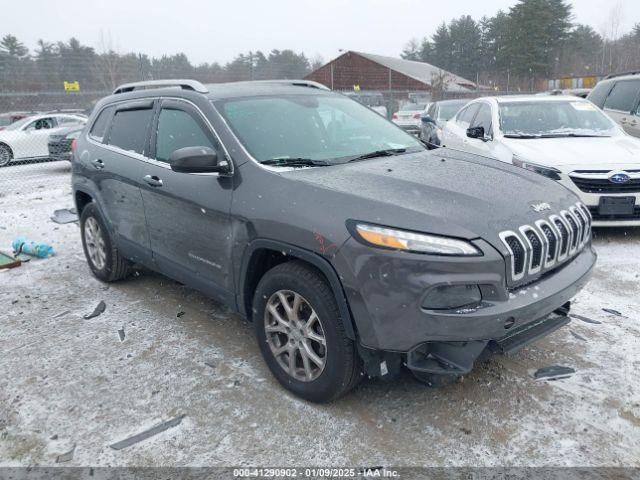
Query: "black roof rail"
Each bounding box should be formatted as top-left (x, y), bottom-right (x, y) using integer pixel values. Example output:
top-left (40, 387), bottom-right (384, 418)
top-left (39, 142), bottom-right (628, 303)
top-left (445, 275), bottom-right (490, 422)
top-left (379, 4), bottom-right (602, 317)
top-left (604, 70), bottom-right (640, 80)
top-left (113, 79), bottom-right (209, 95)
top-left (249, 80), bottom-right (331, 90)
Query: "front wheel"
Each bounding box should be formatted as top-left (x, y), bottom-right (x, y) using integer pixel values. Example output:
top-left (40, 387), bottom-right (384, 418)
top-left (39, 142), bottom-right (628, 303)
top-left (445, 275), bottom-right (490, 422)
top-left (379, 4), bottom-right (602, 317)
top-left (253, 261), bottom-right (361, 403)
top-left (0, 144), bottom-right (13, 167)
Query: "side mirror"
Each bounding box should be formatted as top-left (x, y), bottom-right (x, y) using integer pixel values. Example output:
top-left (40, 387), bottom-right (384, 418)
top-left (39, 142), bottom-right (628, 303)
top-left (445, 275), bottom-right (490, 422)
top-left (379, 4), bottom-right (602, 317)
top-left (466, 126), bottom-right (489, 141)
top-left (421, 114), bottom-right (435, 124)
top-left (169, 146), bottom-right (229, 174)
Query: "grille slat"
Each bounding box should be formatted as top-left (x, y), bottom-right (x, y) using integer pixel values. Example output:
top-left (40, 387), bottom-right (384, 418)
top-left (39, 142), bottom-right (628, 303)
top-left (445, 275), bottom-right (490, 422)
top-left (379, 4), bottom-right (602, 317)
top-left (500, 204), bottom-right (590, 284)
top-left (539, 223), bottom-right (558, 264)
top-left (523, 228), bottom-right (543, 271)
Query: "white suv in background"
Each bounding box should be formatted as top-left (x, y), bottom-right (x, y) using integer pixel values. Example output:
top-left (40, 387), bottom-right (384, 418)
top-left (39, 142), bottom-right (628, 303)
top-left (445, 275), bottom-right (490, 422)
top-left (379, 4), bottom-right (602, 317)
top-left (0, 113), bottom-right (86, 166)
top-left (440, 95), bottom-right (640, 226)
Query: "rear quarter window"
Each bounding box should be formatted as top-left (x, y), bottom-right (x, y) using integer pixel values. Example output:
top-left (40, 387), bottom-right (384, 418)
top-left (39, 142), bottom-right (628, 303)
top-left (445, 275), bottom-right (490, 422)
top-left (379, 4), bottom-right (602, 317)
top-left (107, 107), bottom-right (154, 155)
top-left (89, 106), bottom-right (114, 143)
top-left (587, 81), bottom-right (612, 108)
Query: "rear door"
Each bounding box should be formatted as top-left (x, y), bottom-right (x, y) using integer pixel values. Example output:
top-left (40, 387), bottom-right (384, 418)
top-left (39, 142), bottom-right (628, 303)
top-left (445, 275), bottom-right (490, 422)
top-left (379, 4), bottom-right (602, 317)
top-left (93, 100), bottom-right (154, 263)
top-left (139, 98), bottom-right (234, 304)
top-left (602, 79), bottom-right (640, 136)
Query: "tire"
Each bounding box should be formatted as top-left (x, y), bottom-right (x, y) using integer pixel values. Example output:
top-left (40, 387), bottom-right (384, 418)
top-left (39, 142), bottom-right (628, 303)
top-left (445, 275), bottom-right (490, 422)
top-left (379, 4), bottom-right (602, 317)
top-left (0, 143), bottom-right (13, 167)
top-left (80, 202), bottom-right (131, 282)
top-left (253, 260), bottom-right (361, 403)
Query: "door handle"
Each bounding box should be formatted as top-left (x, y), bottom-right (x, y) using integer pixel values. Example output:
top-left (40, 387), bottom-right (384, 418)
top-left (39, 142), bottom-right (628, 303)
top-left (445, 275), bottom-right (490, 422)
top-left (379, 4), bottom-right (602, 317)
top-left (92, 159), bottom-right (104, 170)
top-left (620, 117), bottom-right (628, 125)
top-left (143, 175), bottom-right (163, 187)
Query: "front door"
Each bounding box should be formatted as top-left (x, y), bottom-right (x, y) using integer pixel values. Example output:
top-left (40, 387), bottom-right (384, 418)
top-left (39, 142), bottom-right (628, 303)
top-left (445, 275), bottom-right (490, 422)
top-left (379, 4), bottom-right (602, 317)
top-left (19, 117), bottom-right (57, 158)
top-left (139, 99), bottom-right (234, 303)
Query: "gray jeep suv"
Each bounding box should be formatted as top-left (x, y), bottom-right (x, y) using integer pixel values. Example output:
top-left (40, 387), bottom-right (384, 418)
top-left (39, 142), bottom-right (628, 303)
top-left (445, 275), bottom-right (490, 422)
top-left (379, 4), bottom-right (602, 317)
top-left (72, 79), bottom-right (596, 402)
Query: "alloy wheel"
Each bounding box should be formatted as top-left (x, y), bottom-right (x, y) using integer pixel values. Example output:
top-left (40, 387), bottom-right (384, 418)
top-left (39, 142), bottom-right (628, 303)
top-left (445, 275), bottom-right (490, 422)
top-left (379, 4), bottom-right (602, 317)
top-left (84, 217), bottom-right (107, 270)
top-left (264, 290), bottom-right (327, 382)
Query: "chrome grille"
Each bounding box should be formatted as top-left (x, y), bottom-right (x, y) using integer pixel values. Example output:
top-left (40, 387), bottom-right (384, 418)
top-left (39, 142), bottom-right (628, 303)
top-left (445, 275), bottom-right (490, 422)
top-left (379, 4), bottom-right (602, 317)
top-left (500, 203), bottom-right (590, 284)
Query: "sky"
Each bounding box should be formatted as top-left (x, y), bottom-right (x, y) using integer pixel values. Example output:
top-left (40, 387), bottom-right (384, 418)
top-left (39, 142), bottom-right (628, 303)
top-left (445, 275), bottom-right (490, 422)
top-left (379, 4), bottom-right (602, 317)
top-left (3, 0), bottom-right (639, 65)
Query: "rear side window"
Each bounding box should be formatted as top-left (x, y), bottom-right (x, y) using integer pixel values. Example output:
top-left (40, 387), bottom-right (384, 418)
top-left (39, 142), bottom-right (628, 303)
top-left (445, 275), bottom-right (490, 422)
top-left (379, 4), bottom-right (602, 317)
top-left (155, 108), bottom-right (215, 163)
top-left (603, 80), bottom-right (640, 112)
top-left (108, 107), bottom-right (153, 155)
top-left (89, 107), bottom-right (113, 142)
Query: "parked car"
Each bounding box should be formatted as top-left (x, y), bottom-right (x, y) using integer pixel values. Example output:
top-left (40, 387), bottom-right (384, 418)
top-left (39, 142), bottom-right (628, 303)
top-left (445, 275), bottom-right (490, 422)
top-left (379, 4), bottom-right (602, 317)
top-left (343, 92), bottom-right (387, 117)
top-left (392, 102), bottom-right (428, 134)
top-left (48, 125), bottom-right (84, 161)
top-left (0, 111), bottom-right (31, 131)
top-left (73, 79), bottom-right (595, 402)
top-left (440, 95), bottom-right (640, 226)
top-left (419, 99), bottom-right (469, 147)
top-left (0, 113), bottom-right (86, 166)
top-left (587, 72), bottom-right (640, 138)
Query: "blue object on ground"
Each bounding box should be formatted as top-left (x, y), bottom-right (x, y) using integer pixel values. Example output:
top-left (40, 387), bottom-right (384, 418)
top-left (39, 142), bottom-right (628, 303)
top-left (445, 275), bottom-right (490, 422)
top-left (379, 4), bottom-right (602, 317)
top-left (12, 237), bottom-right (55, 258)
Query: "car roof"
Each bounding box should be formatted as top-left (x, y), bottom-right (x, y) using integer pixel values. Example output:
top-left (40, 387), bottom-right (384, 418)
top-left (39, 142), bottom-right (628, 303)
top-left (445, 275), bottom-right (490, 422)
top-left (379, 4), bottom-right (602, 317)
top-left (475, 94), bottom-right (589, 104)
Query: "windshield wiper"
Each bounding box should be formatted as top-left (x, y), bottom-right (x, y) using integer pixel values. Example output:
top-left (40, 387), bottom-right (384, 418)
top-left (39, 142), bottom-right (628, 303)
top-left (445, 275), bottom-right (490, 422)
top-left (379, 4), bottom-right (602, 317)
top-left (539, 133), bottom-right (610, 138)
top-left (260, 158), bottom-right (330, 167)
top-left (503, 133), bottom-right (541, 139)
top-left (345, 148), bottom-right (408, 163)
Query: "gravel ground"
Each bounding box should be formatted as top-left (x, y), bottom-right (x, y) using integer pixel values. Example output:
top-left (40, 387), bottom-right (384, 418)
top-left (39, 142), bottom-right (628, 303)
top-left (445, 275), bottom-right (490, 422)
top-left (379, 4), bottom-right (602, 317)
top-left (1, 161), bottom-right (639, 468)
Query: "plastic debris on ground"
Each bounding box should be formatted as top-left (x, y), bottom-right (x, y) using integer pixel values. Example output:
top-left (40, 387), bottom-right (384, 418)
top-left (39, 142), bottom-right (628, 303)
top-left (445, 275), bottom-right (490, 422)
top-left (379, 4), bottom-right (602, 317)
top-left (83, 300), bottom-right (106, 319)
top-left (109, 415), bottom-right (186, 450)
top-left (51, 208), bottom-right (78, 224)
top-left (534, 365), bottom-right (576, 381)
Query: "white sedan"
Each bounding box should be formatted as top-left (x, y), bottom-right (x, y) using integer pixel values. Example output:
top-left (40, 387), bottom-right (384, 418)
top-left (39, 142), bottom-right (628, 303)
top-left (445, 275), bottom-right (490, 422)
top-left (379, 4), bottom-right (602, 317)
top-left (0, 113), bottom-right (86, 167)
top-left (440, 95), bottom-right (640, 227)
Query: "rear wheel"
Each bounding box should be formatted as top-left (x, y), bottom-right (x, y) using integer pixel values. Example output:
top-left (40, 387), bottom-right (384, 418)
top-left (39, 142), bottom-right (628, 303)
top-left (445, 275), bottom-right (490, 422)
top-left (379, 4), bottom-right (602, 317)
top-left (253, 261), bottom-right (361, 402)
top-left (80, 203), bottom-right (131, 282)
top-left (0, 144), bottom-right (13, 167)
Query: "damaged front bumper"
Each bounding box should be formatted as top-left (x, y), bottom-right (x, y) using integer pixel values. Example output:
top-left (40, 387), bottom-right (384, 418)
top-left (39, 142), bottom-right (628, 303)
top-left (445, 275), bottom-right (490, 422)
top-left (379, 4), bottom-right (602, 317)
top-left (334, 237), bottom-right (596, 378)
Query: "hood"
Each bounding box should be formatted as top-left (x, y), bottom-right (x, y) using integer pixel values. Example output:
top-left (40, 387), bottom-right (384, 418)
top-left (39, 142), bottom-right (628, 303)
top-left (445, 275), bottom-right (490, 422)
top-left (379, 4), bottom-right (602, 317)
top-left (502, 134), bottom-right (640, 171)
top-left (281, 149), bottom-right (580, 250)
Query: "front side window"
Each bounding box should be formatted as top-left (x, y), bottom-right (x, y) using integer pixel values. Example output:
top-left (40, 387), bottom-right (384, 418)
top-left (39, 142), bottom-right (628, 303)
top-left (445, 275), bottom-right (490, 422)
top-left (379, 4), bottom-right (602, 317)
top-left (215, 94), bottom-right (423, 164)
top-left (456, 104), bottom-right (479, 128)
top-left (499, 100), bottom-right (618, 137)
top-left (26, 117), bottom-right (55, 131)
top-left (155, 108), bottom-right (215, 163)
top-left (472, 104), bottom-right (493, 133)
top-left (107, 107), bottom-right (153, 155)
top-left (603, 80), bottom-right (640, 112)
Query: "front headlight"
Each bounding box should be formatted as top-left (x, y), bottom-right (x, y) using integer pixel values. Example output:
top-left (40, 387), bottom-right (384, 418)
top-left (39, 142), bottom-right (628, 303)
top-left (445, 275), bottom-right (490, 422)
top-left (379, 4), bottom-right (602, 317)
top-left (512, 157), bottom-right (562, 180)
top-left (351, 223), bottom-right (482, 256)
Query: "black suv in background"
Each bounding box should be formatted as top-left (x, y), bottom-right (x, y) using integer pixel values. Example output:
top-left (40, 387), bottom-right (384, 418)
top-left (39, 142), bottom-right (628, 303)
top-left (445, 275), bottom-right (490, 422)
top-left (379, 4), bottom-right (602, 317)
top-left (72, 79), bottom-right (596, 402)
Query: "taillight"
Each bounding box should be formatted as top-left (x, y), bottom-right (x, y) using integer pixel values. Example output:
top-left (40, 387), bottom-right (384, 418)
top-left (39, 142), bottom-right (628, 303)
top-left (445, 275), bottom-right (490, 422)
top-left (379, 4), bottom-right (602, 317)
top-left (413, 113), bottom-right (421, 119)
top-left (71, 139), bottom-right (77, 152)
top-left (392, 113), bottom-right (398, 119)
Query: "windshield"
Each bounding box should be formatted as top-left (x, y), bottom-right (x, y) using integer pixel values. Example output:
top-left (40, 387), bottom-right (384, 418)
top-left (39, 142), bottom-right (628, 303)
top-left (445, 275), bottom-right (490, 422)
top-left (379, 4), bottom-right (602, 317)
top-left (216, 94), bottom-right (423, 165)
top-left (438, 101), bottom-right (468, 121)
top-left (499, 100), bottom-right (618, 137)
top-left (400, 103), bottom-right (426, 112)
top-left (4, 117), bottom-right (31, 131)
